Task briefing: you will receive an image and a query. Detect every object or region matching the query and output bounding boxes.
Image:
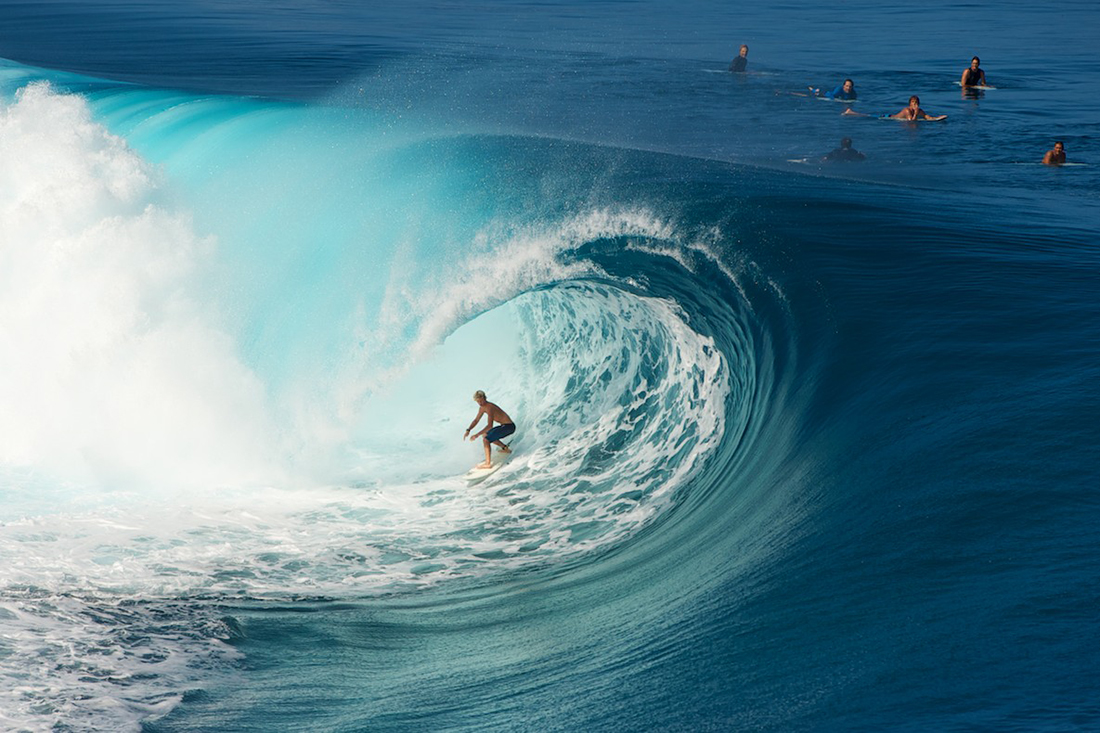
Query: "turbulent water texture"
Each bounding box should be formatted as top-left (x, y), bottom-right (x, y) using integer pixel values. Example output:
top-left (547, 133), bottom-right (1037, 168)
top-left (2, 1), bottom-right (1100, 731)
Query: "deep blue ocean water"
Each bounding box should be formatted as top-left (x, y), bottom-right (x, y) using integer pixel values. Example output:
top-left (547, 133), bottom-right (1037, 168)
top-left (2, 1), bottom-right (1099, 731)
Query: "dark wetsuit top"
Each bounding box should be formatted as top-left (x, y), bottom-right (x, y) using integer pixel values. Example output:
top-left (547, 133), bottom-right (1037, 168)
top-left (729, 56), bottom-right (747, 72)
top-left (961, 67), bottom-right (985, 86)
top-left (823, 147), bottom-right (865, 162)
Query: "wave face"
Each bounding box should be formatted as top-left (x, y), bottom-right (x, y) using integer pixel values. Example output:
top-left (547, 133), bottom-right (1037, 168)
top-left (0, 72), bottom-right (805, 731)
top-left (2, 9), bottom-right (1099, 729)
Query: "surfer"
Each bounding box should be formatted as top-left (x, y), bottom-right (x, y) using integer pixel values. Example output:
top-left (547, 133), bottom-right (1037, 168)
top-left (1042, 141), bottom-right (1066, 166)
top-left (464, 390), bottom-right (515, 469)
top-left (889, 96), bottom-right (947, 121)
top-left (729, 44), bottom-right (748, 73)
top-left (810, 79), bottom-right (857, 101)
top-left (960, 56), bottom-right (987, 87)
top-left (821, 137), bottom-right (865, 162)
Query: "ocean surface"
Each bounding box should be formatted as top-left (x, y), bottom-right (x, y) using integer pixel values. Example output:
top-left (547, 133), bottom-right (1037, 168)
top-left (2, 1), bottom-right (1099, 731)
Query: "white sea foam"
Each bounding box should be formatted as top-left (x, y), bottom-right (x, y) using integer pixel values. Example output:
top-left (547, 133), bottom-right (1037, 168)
top-left (0, 83), bottom-right (279, 491)
top-left (0, 590), bottom-right (239, 733)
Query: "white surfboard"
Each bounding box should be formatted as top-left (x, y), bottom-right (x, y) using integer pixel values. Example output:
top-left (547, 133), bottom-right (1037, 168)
top-left (1010, 162), bottom-right (1088, 167)
top-left (879, 115), bottom-right (948, 121)
top-left (955, 81), bottom-right (996, 90)
top-left (463, 450), bottom-right (513, 485)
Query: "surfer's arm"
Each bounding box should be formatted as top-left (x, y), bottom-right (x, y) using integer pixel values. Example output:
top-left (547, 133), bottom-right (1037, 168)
top-left (472, 417), bottom-right (495, 439)
top-left (464, 408), bottom-right (485, 438)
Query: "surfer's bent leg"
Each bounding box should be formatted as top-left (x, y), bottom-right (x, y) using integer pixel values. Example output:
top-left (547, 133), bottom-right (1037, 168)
top-left (485, 423), bottom-right (516, 452)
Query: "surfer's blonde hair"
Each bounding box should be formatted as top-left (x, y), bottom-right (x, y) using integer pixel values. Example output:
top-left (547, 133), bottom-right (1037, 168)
top-left (474, 390), bottom-right (486, 400)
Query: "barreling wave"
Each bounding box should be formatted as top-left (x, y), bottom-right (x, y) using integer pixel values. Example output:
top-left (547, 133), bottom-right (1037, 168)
top-left (1, 66), bottom-right (805, 731)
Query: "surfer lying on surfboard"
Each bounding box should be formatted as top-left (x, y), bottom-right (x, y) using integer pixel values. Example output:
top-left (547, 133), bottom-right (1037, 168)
top-left (810, 78), bottom-right (857, 101)
top-left (464, 390), bottom-right (515, 469)
top-left (1043, 141), bottom-right (1067, 166)
top-left (887, 95), bottom-right (947, 121)
top-left (840, 94), bottom-right (946, 121)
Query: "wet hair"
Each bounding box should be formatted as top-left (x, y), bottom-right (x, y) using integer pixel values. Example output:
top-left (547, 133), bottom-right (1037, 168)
top-left (971, 56), bottom-right (981, 65)
top-left (844, 78), bottom-right (854, 86)
top-left (909, 95), bottom-right (920, 104)
top-left (841, 137), bottom-right (853, 148)
top-left (1055, 141), bottom-right (1064, 147)
top-left (474, 390), bottom-right (486, 400)
top-left (740, 44), bottom-right (748, 53)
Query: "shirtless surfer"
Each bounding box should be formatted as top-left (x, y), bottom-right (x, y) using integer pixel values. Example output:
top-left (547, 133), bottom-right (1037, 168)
top-left (960, 56), bottom-right (988, 87)
top-left (889, 95), bottom-right (947, 121)
top-left (465, 390), bottom-right (515, 469)
top-left (1042, 141), bottom-right (1066, 166)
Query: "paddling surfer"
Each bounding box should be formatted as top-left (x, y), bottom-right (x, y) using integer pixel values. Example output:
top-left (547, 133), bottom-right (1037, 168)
top-left (889, 95), bottom-right (947, 121)
top-left (811, 78), bottom-right (857, 101)
top-left (464, 390), bottom-right (515, 469)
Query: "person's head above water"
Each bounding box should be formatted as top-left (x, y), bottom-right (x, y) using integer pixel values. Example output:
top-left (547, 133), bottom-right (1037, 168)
top-left (739, 44), bottom-right (748, 57)
top-left (908, 95), bottom-right (920, 106)
top-left (1043, 141), bottom-right (1067, 166)
top-left (970, 56), bottom-right (981, 68)
top-left (840, 137), bottom-right (853, 149)
top-left (843, 79), bottom-right (855, 92)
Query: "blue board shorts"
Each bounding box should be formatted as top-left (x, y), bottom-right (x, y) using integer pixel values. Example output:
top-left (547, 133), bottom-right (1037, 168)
top-left (484, 423), bottom-right (516, 443)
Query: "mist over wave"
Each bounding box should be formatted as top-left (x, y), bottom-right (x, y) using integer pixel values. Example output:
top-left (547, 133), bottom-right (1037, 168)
top-left (1, 82), bottom-right (278, 490)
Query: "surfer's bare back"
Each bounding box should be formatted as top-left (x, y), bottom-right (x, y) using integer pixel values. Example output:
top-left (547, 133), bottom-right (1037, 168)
top-left (464, 390), bottom-right (516, 469)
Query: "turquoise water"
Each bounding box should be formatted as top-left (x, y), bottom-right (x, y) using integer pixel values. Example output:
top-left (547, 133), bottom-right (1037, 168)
top-left (1, 1), bottom-right (1099, 731)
